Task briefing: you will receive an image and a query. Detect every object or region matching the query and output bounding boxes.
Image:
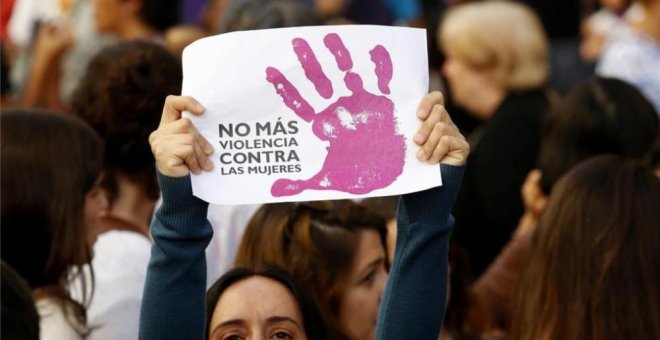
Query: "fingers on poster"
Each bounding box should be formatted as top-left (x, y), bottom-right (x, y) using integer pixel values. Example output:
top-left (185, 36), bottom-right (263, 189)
top-left (265, 33), bottom-right (405, 197)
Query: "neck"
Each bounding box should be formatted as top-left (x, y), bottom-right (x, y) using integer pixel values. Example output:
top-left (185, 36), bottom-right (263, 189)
top-left (117, 19), bottom-right (157, 40)
top-left (633, 3), bottom-right (660, 42)
top-left (473, 86), bottom-right (506, 120)
top-left (109, 176), bottom-right (156, 234)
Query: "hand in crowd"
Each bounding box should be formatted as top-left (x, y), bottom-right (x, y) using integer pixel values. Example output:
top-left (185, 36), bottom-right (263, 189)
top-left (516, 169), bottom-right (547, 236)
top-left (149, 96), bottom-right (214, 177)
top-left (413, 91), bottom-right (470, 166)
top-left (32, 22), bottom-right (74, 62)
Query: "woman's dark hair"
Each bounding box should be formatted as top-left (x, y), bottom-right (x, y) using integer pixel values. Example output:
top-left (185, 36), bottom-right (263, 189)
top-left (1, 261), bottom-right (40, 340)
top-left (234, 200), bottom-right (387, 339)
top-left (219, 0), bottom-right (320, 33)
top-left (205, 266), bottom-right (330, 339)
top-left (360, 196), bottom-right (398, 221)
top-left (1, 110), bottom-right (103, 331)
top-left (140, 0), bottom-right (180, 32)
top-left (1, 43), bottom-right (11, 97)
top-left (538, 76), bottom-right (659, 194)
top-left (71, 41), bottom-right (182, 204)
top-left (512, 155), bottom-right (660, 339)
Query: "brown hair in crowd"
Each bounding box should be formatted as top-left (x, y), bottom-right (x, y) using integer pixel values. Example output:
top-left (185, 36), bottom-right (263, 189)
top-left (234, 200), bottom-right (387, 338)
top-left (1, 110), bottom-right (104, 332)
top-left (538, 76), bottom-right (659, 195)
top-left (71, 41), bottom-right (182, 205)
top-left (511, 155), bottom-right (660, 340)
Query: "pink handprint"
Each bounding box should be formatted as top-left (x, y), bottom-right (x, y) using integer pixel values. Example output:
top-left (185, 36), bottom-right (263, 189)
top-left (266, 33), bottom-right (405, 196)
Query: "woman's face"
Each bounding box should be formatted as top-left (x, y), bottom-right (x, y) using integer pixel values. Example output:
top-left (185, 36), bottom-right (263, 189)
top-left (83, 184), bottom-right (108, 246)
top-left (442, 55), bottom-right (496, 120)
top-left (339, 229), bottom-right (388, 340)
top-left (92, 0), bottom-right (130, 34)
top-left (209, 276), bottom-right (308, 340)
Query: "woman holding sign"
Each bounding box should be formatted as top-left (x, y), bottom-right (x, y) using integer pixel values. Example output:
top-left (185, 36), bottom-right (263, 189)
top-left (139, 91), bottom-right (469, 339)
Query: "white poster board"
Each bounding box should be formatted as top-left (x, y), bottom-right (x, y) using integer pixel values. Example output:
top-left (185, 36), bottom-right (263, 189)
top-left (182, 25), bottom-right (441, 205)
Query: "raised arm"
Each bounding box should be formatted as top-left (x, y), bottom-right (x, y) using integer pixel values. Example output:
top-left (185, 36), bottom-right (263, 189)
top-left (139, 96), bottom-right (215, 340)
top-left (377, 92), bottom-right (469, 339)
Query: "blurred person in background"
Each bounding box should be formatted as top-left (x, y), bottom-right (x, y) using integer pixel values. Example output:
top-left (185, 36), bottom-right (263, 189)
top-left (1, 110), bottom-right (105, 340)
top-left (91, 0), bottom-right (179, 41)
top-left (17, 0), bottom-right (180, 110)
top-left (472, 76), bottom-right (659, 335)
top-left (70, 40), bottom-right (182, 340)
top-left (438, 0), bottom-right (552, 276)
top-left (361, 196), bottom-right (398, 264)
top-left (1, 261), bottom-right (40, 340)
top-left (596, 0), bottom-right (660, 115)
top-left (511, 155), bottom-right (660, 340)
top-left (14, 0), bottom-right (115, 110)
top-left (580, 0), bottom-right (634, 62)
top-left (518, 0), bottom-right (592, 93)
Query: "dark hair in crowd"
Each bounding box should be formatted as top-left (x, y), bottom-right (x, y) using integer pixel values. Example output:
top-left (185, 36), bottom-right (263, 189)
top-left (512, 155), bottom-right (660, 340)
top-left (219, 0), bottom-right (320, 33)
top-left (1, 262), bottom-right (40, 340)
top-left (205, 266), bottom-right (330, 339)
top-left (235, 200), bottom-right (387, 339)
top-left (360, 196), bottom-right (398, 222)
top-left (71, 41), bottom-right (182, 204)
top-left (141, 0), bottom-right (180, 32)
top-left (537, 77), bottom-right (659, 194)
top-left (1, 110), bottom-right (103, 331)
top-left (1, 43), bottom-right (11, 97)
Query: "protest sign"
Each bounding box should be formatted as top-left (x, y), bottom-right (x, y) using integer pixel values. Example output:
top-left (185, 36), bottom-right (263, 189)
top-left (182, 25), bottom-right (441, 205)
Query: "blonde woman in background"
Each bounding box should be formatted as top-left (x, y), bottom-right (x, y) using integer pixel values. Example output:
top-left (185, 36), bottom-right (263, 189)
top-left (439, 0), bottom-right (554, 277)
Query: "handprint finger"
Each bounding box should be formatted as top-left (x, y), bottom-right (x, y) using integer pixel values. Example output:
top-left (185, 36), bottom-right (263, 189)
top-left (344, 71), bottom-right (365, 94)
top-left (324, 33), bottom-right (353, 71)
top-left (370, 45), bottom-right (392, 94)
top-left (292, 38), bottom-right (333, 99)
top-left (266, 66), bottom-right (316, 122)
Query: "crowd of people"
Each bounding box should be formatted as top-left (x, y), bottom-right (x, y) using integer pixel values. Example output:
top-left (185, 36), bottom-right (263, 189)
top-left (1, 0), bottom-right (659, 339)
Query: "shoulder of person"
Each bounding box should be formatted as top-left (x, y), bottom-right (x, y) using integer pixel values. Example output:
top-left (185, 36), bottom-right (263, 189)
top-left (36, 297), bottom-right (85, 340)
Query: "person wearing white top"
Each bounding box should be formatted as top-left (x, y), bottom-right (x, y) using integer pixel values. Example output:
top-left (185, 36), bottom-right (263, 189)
top-left (36, 298), bottom-right (85, 340)
top-left (85, 230), bottom-right (151, 340)
top-left (597, 0), bottom-right (660, 116)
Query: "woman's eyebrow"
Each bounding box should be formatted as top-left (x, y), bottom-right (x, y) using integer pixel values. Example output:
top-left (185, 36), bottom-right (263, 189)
top-left (266, 316), bottom-right (303, 330)
top-left (210, 319), bottom-right (246, 335)
top-left (358, 257), bottom-right (385, 277)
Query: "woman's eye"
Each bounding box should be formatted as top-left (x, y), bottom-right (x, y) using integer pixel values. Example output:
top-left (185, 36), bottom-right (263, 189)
top-left (272, 331), bottom-right (293, 339)
top-left (361, 271), bottom-right (376, 285)
top-left (224, 335), bottom-right (244, 340)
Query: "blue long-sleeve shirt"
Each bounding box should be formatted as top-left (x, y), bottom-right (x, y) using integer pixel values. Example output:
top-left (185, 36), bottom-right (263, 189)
top-left (139, 165), bottom-right (464, 340)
